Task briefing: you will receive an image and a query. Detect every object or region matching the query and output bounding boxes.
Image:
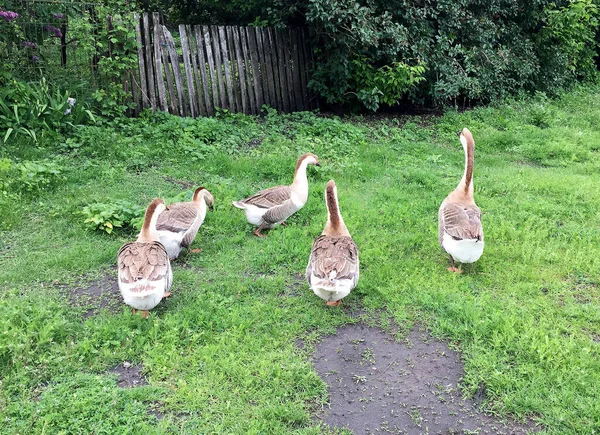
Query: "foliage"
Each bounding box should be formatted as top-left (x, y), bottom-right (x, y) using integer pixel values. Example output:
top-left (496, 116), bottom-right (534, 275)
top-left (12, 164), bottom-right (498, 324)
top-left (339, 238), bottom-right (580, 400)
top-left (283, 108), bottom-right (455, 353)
top-left (351, 58), bottom-right (426, 111)
top-left (0, 75), bottom-right (95, 142)
top-left (0, 157), bottom-right (64, 195)
top-left (80, 200), bottom-right (144, 234)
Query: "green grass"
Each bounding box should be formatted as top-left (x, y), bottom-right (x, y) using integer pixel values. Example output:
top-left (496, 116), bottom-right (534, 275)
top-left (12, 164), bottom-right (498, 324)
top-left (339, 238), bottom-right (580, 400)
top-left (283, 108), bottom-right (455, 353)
top-left (1, 87), bottom-right (600, 433)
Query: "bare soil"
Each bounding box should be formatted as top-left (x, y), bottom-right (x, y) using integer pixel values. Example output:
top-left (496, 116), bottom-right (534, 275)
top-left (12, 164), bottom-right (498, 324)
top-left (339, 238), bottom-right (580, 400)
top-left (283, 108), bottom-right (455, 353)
top-left (110, 362), bottom-right (148, 388)
top-left (313, 323), bottom-right (539, 434)
top-left (66, 274), bottom-right (122, 318)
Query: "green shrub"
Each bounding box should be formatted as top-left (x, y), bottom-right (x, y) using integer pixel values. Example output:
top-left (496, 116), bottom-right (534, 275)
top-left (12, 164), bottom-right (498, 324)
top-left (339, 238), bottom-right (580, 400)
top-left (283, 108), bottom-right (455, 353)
top-left (80, 200), bottom-right (144, 234)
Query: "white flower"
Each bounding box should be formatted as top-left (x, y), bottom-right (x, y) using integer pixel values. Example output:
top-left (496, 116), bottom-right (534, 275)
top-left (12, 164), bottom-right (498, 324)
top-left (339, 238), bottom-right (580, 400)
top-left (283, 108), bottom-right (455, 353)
top-left (67, 97), bottom-right (76, 106)
top-left (63, 108), bottom-right (71, 115)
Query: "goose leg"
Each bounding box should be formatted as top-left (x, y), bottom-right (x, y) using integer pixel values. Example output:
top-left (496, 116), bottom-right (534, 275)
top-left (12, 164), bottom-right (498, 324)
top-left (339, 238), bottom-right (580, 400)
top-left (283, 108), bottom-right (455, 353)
top-left (280, 221), bottom-right (288, 227)
top-left (132, 308), bottom-right (137, 315)
top-left (326, 300), bottom-right (341, 306)
top-left (253, 224), bottom-right (267, 238)
top-left (141, 310), bottom-right (149, 319)
top-left (163, 292), bottom-right (171, 298)
top-left (447, 255), bottom-right (462, 273)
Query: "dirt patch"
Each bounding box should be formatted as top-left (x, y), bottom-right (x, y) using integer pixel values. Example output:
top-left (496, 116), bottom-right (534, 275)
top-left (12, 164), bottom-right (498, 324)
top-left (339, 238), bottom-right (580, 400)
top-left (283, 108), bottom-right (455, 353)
top-left (110, 362), bottom-right (148, 388)
top-left (164, 176), bottom-right (196, 189)
top-left (313, 324), bottom-right (539, 434)
top-left (66, 274), bottom-right (122, 318)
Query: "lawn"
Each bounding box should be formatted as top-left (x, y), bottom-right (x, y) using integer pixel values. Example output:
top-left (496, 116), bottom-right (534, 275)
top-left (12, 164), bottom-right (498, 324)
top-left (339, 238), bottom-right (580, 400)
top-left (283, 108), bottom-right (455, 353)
top-left (1, 89), bottom-right (599, 434)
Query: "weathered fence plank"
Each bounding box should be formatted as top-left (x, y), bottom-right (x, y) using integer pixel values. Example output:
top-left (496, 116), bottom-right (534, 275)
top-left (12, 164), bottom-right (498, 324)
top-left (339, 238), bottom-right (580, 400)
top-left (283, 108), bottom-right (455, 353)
top-left (211, 26), bottom-right (227, 109)
top-left (219, 26), bottom-right (235, 111)
top-left (226, 26), bottom-right (241, 112)
top-left (290, 28), bottom-right (305, 110)
top-left (158, 25), bottom-right (177, 114)
top-left (134, 13), bottom-right (149, 108)
top-left (239, 27), bottom-right (256, 114)
top-left (266, 28), bottom-right (281, 110)
top-left (202, 26), bottom-right (219, 110)
top-left (232, 27), bottom-right (248, 114)
top-left (194, 26), bottom-right (212, 115)
top-left (179, 24), bottom-right (197, 117)
top-left (163, 26), bottom-right (187, 116)
top-left (274, 30), bottom-right (290, 113)
top-left (142, 13), bottom-right (156, 110)
top-left (152, 13), bottom-right (168, 112)
top-left (187, 25), bottom-right (206, 117)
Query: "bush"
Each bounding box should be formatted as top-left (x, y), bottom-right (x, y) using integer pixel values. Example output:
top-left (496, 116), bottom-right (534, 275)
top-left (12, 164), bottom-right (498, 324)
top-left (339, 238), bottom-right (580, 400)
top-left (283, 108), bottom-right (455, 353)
top-left (80, 200), bottom-right (144, 234)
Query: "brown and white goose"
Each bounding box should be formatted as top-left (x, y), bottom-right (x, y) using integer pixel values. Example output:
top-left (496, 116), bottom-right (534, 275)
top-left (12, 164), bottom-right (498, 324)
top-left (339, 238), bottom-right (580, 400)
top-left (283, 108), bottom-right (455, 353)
top-left (438, 128), bottom-right (484, 273)
top-left (306, 180), bottom-right (359, 306)
top-left (117, 198), bottom-right (172, 318)
top-left (156, 187), bottom-right (214, 259)
top-left (232, 153), bottom-right (320, 237)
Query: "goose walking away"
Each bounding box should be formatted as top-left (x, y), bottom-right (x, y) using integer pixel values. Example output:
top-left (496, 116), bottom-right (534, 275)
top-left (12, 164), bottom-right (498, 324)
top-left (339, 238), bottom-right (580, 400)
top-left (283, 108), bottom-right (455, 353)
top-left (306, 180), bottom-right (359, 306)
top-left (438, 128), bottom-right (484, 273)
top-left (232, 153), bottom-right (320, 237)
top-left (156, 187), bottom-right (214, 260)
top-left (117, 198), bottom-right (172, 318)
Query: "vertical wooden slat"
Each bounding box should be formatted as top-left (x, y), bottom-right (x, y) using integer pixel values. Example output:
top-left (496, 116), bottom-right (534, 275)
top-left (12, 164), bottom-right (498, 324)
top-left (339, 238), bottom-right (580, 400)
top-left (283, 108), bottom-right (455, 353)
top-left (152, 13), bottom-right (167, 112)
top-left (254, 28), bottom-right (270, 108)
top-left (196, 26), bottom-right (213, 115)
top-left (163, 26), bottom-right (187, 116)
top-left (290, 28), bottom-right (305, 110)
top-left (259, 28), bottom-right (275, 108)
top-left (179, 24), bottom-right (197, 117)
top-left (275, 29), bottom-right (290, 112)
top-left (203, 26), bottom-right (219, 111)
top-left (219, 26), bottom-right (235, 111)
top-left (239, 27), bottom-right (256, 114)
top-left (300, 27), bottom-right (313, 109)
top-left (245, 28), bottom-right (263, 113)
top-left (188, 25), bottom-right (206, 117)
top-left (266, 28), bottom-right (281, 111)
top-left (225, 27), bottom-right (241, 112)
top-left (143, 13), bottom-right (156, 110)
top-left (232, 27), bottom-right (248, 114)
top-left (283, 29), bottom-right (296, 112)
top-left (158, 25), bottom-right (177, 114)
top-left (134, 13), bottom-right (149, 109)
top-left (211, 26), bottom-right (227, 109)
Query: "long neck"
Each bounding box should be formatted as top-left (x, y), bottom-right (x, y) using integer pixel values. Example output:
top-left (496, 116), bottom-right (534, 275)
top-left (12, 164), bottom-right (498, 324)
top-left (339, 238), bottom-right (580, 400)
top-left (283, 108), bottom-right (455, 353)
top-left (137, 205), bottom-right (161, 242)
top-left (323, 188), bottom-right (350, 237)
top-left (195, 194), bottom-right (208, 223)
top-left (290, 159), bottom-right (309, 195)
top-left (456, 136), bottom-right (474, 197)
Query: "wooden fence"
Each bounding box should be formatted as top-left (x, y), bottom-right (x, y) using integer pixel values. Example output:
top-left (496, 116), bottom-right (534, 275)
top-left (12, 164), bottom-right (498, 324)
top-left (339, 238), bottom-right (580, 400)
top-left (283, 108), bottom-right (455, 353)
top-left (131, 12), bottom-right (316, 117)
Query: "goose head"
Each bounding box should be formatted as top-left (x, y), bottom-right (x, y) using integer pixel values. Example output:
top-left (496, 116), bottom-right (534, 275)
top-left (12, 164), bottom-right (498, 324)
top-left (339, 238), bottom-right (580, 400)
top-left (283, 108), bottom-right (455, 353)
top-left (193, 187), bottom-right (215, 212)
top-left (297, 153), bottom-right (321, 169)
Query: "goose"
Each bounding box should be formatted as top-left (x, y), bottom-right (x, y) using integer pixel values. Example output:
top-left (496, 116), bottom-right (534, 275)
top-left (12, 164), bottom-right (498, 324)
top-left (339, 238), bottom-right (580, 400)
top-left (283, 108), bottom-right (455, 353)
top-left (156, 187), bottom-right (214, 259)
top-left (438, 128), bottom-right (484, 273)
top-left (232, 153), bottom-right (320, 237)
top-left (117, 198), bottom-right (172, 318)
top-left (306, 180), bottom-right (359, 306)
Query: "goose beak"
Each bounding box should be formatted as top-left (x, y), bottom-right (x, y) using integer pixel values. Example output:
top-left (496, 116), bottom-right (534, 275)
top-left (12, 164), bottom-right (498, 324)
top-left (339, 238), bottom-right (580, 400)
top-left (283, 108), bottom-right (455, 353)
top-left (315, 162), bottom-right (321, 167)
top-left (209, 204), bottom-right (214, 212)
top-left (456, 131), bottom-right (461, 137)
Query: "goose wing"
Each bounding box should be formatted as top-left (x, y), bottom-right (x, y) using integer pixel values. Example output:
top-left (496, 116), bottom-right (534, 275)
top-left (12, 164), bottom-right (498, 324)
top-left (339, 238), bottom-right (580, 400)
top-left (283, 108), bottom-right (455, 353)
top-left (241, 185), bottom-right (292, 209)
top-left (440, 202), bottom-right (483, 241)
top-left (156, 202), bottom-right (197, 233)
top-left (307, 235), bottom-right (359, 285)
top-left (117, 241), bottom-right (171, 285)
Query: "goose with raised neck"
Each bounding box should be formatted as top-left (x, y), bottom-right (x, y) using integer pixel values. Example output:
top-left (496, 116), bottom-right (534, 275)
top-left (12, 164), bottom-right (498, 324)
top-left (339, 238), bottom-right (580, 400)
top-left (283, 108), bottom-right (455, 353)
top-left (118, 198), bottom-right (172, 318)
top-left (156, 187), bottom-right (214, 259)
top-left (232, 153), bottom-right (320, 237)
top-left (438, 128), bottom-right (484, 273)
top-left (306, 180), bottom-right (359, 306)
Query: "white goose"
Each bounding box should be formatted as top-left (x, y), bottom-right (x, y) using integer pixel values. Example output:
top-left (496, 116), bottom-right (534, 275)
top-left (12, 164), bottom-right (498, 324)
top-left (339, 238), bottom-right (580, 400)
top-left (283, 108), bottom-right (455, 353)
top-left (438, 128), bottom-right (484, 273)
top-left (117, 198), bottom-right (172, 318)
top-left (306, 180), bottom-right (359, 306)
top-left (156, 187), bottom-right (214, 260)
top-left (232, 153), bottom-right (320, 237)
